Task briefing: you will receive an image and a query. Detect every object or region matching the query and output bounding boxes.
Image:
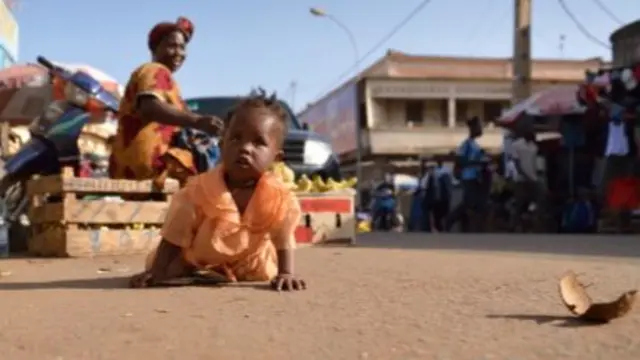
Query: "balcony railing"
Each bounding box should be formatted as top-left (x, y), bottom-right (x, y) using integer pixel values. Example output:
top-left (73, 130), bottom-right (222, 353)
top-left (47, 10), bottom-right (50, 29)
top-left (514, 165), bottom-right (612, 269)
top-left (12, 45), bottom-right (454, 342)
top-left (364, 126), bottom-right (504, 155)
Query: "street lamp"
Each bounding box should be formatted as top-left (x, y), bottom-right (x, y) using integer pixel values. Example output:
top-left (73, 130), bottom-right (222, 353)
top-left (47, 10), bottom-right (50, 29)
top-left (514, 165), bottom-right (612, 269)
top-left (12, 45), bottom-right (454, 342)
top-left (309, 7), bottom-right (364, 208)
top-left (309, 8), bottom-right (360, 74)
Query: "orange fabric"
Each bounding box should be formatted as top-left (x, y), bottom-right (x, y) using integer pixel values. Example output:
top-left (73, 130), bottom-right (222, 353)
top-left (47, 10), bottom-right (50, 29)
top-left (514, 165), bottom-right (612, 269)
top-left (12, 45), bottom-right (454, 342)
top-left (146, 166), bottom-right (301, 281)
top-left (607, 177), bottom-right (640, 210)
top-left (109, 62), bottom-right (189, 181)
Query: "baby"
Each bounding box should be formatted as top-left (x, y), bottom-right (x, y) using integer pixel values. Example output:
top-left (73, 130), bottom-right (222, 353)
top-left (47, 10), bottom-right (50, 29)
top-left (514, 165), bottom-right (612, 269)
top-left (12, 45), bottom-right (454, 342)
top-left (130, 89), bottom-right (306, 291)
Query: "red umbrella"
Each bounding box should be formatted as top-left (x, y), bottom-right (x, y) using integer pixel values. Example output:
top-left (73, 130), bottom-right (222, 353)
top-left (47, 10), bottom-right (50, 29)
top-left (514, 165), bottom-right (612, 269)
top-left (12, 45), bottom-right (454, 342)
top-left (496, 86), bottom-right (586, 126)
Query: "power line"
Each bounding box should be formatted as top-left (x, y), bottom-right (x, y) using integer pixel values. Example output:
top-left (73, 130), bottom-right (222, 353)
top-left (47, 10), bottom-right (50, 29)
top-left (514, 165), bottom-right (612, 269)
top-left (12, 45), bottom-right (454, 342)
top-left (591, 0), bottom-right (623, 25)
top-left (557, 0), bottom-right (610, 49)
top-left (313, 0), bottom-right (435, 102)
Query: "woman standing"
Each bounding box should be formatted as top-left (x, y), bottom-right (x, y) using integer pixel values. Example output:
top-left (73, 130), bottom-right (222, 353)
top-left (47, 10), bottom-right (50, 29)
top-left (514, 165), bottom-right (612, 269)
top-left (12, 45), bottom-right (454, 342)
top-left (110, 17), bottom-right (223, 181)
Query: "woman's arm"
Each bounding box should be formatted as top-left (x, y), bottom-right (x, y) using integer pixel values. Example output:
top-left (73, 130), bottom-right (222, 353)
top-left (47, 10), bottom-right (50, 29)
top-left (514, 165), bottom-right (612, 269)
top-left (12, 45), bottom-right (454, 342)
top-left (138, 96), bottom-right (200, 127)
top-left (128, 63), bottom-right (223, 133)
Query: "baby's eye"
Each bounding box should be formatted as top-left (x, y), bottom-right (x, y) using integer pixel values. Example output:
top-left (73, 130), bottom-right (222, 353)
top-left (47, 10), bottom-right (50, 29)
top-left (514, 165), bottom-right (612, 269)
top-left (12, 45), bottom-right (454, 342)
top-left (254, 137), bottom-right (268, 147)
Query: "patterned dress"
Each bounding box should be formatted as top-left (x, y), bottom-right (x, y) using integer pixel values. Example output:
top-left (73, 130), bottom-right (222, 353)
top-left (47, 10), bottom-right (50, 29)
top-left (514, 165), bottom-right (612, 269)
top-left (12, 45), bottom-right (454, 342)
top-left (109, 62), bottom-right (188, 180)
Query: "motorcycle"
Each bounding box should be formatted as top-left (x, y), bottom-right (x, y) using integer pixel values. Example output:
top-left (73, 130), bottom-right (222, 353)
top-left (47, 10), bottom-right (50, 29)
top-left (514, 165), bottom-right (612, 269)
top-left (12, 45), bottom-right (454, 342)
top-left (0, 56), bottom-right (119, 255)
top-left (371, 187), bottom-right (399, 231)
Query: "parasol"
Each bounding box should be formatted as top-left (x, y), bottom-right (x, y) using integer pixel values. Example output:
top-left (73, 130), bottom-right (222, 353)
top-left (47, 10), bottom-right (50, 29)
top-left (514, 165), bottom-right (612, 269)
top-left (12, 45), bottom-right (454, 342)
top-left (0, 62), bottom-right (123, 126)
top-left (496, 86), bottom-right (587, 126)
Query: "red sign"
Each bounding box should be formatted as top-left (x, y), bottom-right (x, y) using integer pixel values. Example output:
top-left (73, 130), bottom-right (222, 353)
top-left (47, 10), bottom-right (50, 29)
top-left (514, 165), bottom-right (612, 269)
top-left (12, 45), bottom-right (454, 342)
top-left (298, 83), bottom-right (358, 155)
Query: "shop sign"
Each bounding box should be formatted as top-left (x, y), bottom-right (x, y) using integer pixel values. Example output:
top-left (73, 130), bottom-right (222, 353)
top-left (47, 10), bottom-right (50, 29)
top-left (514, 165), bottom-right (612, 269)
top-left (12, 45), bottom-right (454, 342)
top-left (298, 83), bottom-right (359, 155)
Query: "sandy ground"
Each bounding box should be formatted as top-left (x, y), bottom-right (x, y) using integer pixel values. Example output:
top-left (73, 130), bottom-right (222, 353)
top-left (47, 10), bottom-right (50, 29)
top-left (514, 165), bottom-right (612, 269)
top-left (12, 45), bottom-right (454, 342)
top-left (1, 233), bottom-right (640, 360)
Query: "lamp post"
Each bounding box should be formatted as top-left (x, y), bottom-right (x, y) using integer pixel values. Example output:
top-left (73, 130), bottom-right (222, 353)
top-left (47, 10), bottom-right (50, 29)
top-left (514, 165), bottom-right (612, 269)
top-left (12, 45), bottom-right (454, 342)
top-left (309, 7), bottom-right (364, 208)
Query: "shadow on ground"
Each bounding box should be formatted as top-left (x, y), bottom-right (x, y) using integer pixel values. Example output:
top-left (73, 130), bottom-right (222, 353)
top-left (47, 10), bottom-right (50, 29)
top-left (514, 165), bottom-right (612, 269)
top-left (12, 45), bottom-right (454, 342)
top-left (0, 276), bottom-right (274, 291)
top-left (486, 314), bottom-right (608, 328)
top-left (349, 232), bottom-right (640, 259)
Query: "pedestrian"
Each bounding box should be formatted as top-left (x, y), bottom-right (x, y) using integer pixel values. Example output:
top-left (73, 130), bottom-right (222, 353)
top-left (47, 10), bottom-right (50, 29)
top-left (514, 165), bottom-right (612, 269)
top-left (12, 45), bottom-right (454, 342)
top-left (509, 123), bottom-right (540, 230)
top-left (431, 159), bottom-right (452, 232)
top-left (408, 161), bottom-right (428, 232)
top-left (446, 116), bottom-right (485, 232)
top-left (419, 162), bottom-right (436, 232)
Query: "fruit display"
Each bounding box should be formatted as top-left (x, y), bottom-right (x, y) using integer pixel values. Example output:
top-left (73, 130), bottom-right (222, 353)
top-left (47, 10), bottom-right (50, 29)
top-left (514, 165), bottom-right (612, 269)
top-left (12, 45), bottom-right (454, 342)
top-left (270, 162), bottom-right (357, 194)
top-left (357, 220), bottom-right (371, 233)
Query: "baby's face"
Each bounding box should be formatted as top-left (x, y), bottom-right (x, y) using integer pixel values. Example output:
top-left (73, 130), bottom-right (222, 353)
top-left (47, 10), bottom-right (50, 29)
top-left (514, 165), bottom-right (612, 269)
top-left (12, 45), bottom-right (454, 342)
top-left (221, 107), bottom-right (283, 182)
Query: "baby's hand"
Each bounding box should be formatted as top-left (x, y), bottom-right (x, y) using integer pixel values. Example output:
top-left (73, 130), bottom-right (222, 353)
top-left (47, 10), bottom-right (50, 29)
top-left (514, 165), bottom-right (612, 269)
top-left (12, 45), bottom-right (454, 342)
top-left (270, 274), bottom-right (307, 292)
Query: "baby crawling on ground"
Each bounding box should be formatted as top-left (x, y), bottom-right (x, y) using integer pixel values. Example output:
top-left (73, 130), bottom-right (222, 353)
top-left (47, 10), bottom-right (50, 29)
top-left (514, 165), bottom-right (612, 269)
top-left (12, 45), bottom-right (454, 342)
top-left (130, 89), bottom-right (306, 291)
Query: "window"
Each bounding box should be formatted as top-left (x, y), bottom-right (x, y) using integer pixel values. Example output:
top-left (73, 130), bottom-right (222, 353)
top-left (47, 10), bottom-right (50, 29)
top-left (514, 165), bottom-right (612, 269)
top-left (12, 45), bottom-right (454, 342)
top-left (404, 100), bottom-right (423, 125)
top-left (455, 101), bottom-right (469, 127)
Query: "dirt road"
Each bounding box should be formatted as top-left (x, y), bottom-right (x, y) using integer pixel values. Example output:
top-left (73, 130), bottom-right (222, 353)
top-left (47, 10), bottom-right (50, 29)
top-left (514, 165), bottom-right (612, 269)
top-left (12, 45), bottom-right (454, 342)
top-left (1, 233), bottom-right (639, 360)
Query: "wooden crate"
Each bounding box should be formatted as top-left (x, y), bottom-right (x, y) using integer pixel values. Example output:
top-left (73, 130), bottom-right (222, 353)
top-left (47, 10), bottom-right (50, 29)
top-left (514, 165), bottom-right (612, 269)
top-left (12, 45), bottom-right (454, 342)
top-left (26, 168), bottom-right (179, 257)
top-left (295, 191), bottom-right (356, 246)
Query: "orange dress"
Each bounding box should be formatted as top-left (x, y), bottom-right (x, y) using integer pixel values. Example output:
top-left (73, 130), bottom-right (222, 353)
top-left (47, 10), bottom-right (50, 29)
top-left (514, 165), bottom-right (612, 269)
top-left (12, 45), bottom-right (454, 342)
top-left (110, 62), bottom-right (189, 180)
top-left (146, 166), bottom-right (302, 281)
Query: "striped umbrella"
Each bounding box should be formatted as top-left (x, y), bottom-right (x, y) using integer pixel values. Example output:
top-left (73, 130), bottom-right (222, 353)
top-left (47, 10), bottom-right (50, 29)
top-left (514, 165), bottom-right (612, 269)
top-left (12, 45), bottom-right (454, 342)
top-left (496, 86), bottom-right (587, 126)
top-left (0, 62), bottom-right (122, 125)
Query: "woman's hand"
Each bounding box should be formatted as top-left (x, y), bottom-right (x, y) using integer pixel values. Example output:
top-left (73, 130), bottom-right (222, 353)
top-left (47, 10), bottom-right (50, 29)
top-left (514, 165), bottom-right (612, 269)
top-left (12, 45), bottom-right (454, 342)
top-left (195, 115), bottom-right (225, 136)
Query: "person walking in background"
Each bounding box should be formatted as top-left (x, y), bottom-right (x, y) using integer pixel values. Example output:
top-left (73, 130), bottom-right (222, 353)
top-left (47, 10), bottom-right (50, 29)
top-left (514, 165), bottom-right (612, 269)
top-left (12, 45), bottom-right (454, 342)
top-left (431, 158), bottom-right (452, 232)
top-left (446, 116), bottom-right (485, 232)
top-left (408, 161), bottom-right (429, 232)
top-left (510, 123), bottom-right (540, 231)
top-left (420, 162), bottom-right (437, 232)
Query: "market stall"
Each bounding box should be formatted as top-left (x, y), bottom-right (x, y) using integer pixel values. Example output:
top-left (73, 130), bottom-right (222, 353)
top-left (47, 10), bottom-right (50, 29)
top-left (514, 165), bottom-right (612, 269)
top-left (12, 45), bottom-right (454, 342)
top-left (496, 61), bottom-right (640, 233)
top-left (23, 162), bottom-right (357, 257)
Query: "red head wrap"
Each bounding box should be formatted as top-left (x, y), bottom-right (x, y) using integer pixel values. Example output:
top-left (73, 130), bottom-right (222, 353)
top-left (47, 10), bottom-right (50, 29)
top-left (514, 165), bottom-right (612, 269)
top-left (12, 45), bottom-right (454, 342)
top-left (148, 17), bottom-right (195, 51)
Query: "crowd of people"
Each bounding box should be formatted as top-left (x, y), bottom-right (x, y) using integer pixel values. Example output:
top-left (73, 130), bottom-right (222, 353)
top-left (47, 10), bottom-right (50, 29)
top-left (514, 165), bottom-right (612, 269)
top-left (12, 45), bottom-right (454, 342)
top-left (402, 114), bottom-right (610, 234)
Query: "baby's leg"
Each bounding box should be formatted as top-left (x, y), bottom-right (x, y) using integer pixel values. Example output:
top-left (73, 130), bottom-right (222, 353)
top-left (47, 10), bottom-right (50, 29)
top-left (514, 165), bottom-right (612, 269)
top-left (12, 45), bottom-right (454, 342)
top-left (231, 245), bottom-right (278, 282)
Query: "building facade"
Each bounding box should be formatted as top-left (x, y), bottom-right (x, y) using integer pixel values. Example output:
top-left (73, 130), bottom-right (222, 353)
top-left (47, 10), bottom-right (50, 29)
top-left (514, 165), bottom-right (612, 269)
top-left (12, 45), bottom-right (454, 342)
top-left (610, 19), bottom-right (640, 67)
top-left (299, 51), bottom-right (605, 179)
top-left (0, 0), bottom-right (18, 69)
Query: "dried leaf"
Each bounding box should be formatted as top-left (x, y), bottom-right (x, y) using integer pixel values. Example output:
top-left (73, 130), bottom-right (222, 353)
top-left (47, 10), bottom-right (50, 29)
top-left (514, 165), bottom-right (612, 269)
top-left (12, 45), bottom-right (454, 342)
top-left (559, 271), bottom-right (637, 323)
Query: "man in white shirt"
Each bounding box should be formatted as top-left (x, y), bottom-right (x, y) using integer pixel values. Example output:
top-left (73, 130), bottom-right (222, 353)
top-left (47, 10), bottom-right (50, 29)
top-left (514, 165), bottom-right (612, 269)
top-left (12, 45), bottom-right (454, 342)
top-left (510, 125), bottom-right (539, 229)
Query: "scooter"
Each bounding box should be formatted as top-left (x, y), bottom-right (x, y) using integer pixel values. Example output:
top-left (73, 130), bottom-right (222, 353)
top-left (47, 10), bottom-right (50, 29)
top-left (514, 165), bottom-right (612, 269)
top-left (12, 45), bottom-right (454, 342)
top-left (371, 187), bottom-right (398, 231)
top-left (0, 56), bottom-right (119, 255)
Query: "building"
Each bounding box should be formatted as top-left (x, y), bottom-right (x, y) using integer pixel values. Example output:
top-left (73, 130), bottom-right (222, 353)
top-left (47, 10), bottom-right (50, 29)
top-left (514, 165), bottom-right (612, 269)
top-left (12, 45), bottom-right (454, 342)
top-left (610, 19), bottom-right (640, 67)
top-left (298, 50), bottom-right (605, 179)
top-left (0, 0), bottom-right (18, 69)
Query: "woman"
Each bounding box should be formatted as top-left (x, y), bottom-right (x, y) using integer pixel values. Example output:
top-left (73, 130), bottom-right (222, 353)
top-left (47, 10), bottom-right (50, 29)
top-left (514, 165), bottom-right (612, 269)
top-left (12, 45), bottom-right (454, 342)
top-left (110, 17), bottom-right (223, 181)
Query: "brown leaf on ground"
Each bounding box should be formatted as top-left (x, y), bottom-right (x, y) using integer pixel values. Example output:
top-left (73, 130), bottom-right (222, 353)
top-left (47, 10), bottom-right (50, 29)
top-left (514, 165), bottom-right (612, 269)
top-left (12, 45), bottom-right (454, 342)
top-left (559, 271), bottom-right (637, 323)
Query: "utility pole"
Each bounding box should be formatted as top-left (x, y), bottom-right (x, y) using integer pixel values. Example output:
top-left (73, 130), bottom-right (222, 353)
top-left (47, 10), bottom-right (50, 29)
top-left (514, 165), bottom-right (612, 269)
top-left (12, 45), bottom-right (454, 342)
top-left (512, 0), bottom-right (532, 104)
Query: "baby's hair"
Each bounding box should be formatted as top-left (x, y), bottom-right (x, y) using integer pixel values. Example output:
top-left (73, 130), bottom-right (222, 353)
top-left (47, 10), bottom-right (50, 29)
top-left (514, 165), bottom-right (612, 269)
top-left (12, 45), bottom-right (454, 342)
top-left (226, 87), bottom-right (289, 146)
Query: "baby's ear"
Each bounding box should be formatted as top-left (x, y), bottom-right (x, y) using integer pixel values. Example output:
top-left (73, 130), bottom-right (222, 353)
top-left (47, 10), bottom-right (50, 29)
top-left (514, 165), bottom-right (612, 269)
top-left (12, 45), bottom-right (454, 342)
top-left (274, 150), bottom-right (284, 163)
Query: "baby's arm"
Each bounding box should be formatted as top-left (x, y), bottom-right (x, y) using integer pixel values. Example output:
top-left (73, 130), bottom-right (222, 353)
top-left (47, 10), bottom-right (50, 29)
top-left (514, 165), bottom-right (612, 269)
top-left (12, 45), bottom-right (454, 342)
top-left (147, 238), bottom-right (185, 282)
top-left (270, 191), bottom-right (305, 290)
